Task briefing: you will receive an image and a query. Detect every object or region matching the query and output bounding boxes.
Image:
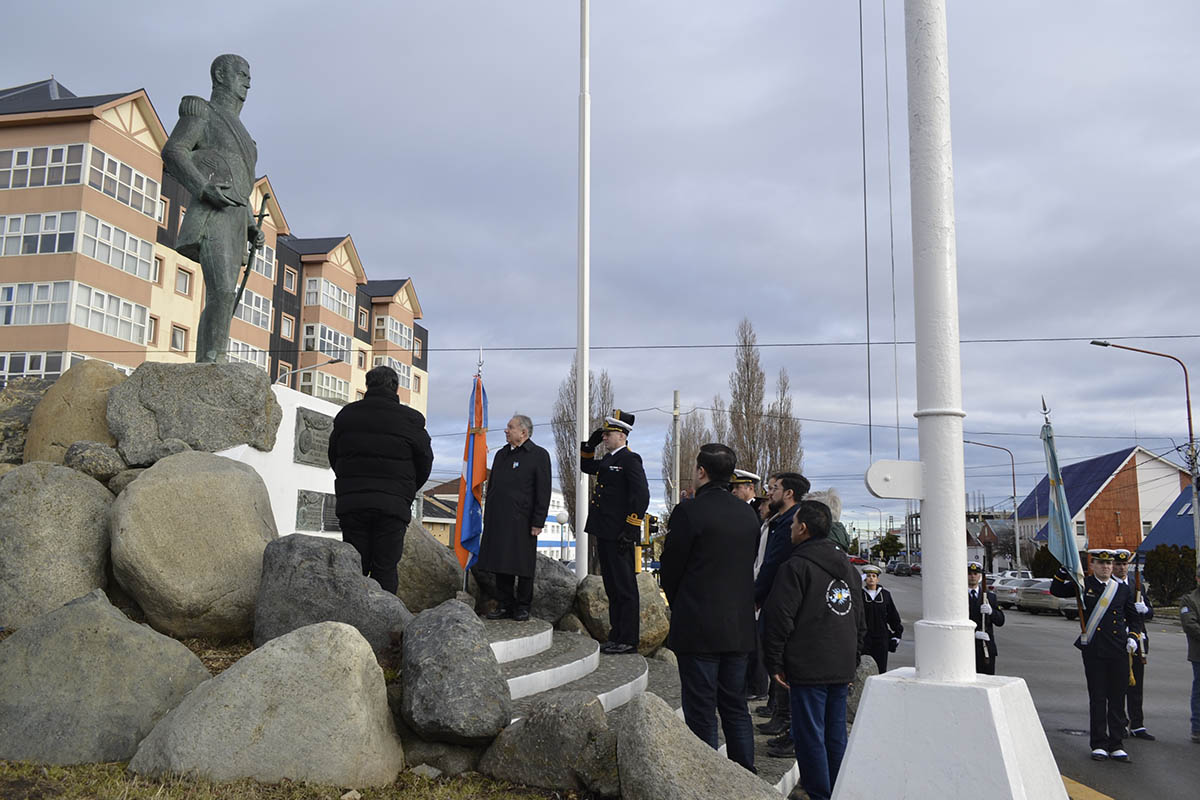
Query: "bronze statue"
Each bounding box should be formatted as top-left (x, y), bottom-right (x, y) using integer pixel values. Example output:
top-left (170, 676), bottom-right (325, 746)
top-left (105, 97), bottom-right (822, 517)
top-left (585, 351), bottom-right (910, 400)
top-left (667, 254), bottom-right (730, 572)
top-left (162, 54), bottom-right (263, 363)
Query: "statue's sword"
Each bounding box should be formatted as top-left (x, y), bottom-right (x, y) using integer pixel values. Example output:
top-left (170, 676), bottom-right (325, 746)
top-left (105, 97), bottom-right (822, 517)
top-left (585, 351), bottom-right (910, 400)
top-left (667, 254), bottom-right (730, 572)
top-left (234, 192), bottom-right (272, 313)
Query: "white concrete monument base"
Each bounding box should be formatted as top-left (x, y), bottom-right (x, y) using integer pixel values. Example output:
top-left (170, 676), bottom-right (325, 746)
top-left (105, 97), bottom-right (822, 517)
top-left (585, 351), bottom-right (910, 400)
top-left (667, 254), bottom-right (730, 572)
top-left (834, 669), bottom-right (1067, 799)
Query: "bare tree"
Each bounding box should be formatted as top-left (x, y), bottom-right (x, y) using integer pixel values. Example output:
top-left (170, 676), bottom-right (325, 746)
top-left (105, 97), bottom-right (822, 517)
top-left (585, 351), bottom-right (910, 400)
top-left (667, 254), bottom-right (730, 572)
top-left (727, 318), bottom-right (766, 476)
top-left (710, 394), bottom-right (729, 444)
top-left (550, 355), bottom-right (615, 564)
top-left (661, 409), bottom-right (713, 513)
top-left (762, 367), bottom-right (803, 478)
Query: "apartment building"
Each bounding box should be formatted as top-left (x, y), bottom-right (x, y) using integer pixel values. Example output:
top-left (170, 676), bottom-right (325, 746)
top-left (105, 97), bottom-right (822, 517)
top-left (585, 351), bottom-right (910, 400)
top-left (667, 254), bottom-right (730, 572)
top-left (0, 77), bottom-right (429, 408)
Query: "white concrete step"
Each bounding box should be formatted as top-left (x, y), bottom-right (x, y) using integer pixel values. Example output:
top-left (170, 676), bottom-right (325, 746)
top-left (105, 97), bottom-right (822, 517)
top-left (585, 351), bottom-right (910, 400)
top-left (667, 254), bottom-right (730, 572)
top-left (483, 617), bottom-right (553, 663)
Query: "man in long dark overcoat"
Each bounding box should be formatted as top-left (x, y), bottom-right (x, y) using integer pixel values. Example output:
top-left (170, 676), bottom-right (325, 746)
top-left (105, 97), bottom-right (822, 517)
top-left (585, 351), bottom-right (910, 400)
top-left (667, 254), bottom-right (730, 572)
top-left (478, 414), bottom-right (551, 621)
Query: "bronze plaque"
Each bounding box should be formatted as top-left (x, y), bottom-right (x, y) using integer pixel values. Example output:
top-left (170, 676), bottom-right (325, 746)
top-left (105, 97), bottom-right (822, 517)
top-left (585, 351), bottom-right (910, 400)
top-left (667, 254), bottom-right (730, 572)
top-left (294, 407), bottom-right (333, 468)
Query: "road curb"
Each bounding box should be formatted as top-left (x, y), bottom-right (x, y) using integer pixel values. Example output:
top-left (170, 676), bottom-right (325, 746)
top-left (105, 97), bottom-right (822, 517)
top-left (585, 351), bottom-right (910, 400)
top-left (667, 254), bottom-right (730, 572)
top-left (1063, 775), bottom-right (1115, 800)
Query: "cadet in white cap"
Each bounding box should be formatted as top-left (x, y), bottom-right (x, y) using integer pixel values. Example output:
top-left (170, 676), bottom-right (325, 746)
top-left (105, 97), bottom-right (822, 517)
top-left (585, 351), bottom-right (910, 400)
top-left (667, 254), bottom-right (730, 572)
top-left (968, 561), bottom-right (1005, 674)
top-left (861, 565), bottom-right (903, 672)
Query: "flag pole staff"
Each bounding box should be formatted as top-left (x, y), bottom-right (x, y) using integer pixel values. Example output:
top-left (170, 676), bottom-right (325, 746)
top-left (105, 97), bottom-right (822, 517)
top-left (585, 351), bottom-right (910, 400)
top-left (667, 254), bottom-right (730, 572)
top-left (1044, 397), bottom-right (1087, 635)
top-left (574, 0), bottom-right (592, 578)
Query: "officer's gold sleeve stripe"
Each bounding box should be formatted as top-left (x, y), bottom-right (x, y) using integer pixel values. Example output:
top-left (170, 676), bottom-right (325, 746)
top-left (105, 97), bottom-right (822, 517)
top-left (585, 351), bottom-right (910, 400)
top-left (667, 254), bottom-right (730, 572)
top-left (626, 514), bottom-right (642, 526)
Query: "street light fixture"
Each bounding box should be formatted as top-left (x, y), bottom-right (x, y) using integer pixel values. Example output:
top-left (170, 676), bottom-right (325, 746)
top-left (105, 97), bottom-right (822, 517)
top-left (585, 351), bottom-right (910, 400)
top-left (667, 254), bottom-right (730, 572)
top-left (1090, 340), bottom-right (1200, 560)
top-left (861, 504), bottom-right (884, 557)
top-left (963, 440), bottom-right (1021, 572)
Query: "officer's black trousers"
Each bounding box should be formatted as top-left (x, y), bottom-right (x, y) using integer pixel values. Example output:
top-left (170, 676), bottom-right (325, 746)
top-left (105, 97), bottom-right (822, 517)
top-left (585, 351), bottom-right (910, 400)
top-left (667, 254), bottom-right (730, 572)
top-left (1124, 654), bottom-right (1146, 730)
top-left (597, 537), bottom-right (639, 646)
top-left (1083, 652), bottom-right (1128, 752)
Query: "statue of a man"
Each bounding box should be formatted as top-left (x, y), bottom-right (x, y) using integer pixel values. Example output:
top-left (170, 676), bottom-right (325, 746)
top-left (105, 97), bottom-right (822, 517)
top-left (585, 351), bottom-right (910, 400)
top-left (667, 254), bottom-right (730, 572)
top-left (162, 54), bottom-right (263, 363)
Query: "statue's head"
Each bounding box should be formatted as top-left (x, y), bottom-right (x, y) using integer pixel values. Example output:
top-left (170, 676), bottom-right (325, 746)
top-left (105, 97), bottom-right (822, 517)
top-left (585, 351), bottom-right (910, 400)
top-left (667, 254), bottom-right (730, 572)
top-left (210, 54), bottom-right (251, 102)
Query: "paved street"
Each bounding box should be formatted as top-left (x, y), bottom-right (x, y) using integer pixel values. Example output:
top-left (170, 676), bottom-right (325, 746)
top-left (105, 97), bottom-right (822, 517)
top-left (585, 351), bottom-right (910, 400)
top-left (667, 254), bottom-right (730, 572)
top-left (879, 576), bottom-right (1198, 800)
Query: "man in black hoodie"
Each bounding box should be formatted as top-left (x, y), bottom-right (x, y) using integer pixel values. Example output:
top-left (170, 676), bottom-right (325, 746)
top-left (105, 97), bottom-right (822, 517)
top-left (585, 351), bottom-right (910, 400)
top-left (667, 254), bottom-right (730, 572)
top-left (762, 500), bottom-right (866, 800)
top-left (327, 365), bottom-right (434, 593)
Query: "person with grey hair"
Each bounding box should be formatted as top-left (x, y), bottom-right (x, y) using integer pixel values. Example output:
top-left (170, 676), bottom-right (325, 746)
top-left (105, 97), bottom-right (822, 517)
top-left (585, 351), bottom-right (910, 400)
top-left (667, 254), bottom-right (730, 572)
top-left (478, 414), bottom-right (551, 621)
top-left (328, 366), bottom-right (433, 593)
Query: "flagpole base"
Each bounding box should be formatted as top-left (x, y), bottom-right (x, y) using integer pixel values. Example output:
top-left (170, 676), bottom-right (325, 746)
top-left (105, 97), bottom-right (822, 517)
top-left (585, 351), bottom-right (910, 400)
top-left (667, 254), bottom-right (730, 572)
top-left (834, 670), bottom-right (1067, 800)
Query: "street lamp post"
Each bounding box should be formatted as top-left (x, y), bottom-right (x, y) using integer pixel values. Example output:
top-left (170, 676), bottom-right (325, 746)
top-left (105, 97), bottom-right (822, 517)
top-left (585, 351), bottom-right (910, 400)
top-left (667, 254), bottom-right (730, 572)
top-left (963, 439), bottom-right (1021, 571)
top-left (1091, 340), bottom-right (1200, 560)
top-left (861, 504), bottom-right (884, 557)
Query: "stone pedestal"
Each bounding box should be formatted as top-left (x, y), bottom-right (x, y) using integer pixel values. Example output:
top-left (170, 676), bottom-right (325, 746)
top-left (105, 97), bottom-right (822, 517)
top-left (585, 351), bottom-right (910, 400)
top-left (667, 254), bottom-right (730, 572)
top-left (834, 669), bottom-right (1067, 799)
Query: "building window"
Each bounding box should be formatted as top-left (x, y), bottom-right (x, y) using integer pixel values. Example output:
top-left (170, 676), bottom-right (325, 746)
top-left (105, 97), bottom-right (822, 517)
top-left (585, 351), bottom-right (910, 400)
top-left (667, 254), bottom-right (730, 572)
top-left (414, 338), bottom-right (423, 358)
top-left (284, 267), bottom-right (297, 293)
top-left (0, 280), bottom-right (71, 325)
top-left (175, 267), bottom-right (192, 296)
top-left (1075, 521), bottom-right (1086, 538)
top-left (157, 197), bottom-right (169, 226)
top-left (152, 255), bottom-right (163, 283)
top-left (302, 277), bottom-right (353, 319)
top-left (413, 374), bottom-right (422, 393)
top-left (81, 214), bottom-right (154, 280)
top-left (299, 370), bottom-right (350, 403)
top-left (280, 314), bottom-right (294, 341)
top-left (303, 323), bottom-right (351, 361)
top-left (277, 361), bottom-right (292, 387)
top-left (251, 243), bottom-right (275, 280)
top-left (233, 288), bottom-right (272, 330)
top-left (226, 338), bottom-right (269, 371)
top-left (1141, 520), bottom-right (1151, 537)
top-left (178, 205), bottom-right (187, 226)
top-left (147, 315), bottom-right (158, 345)
top-left (1, 212), bottom-right (77, 256)
top-left (304, 277), bottom-right (319, 305)
top-left (356, 350), bottom-right (365, 369)
top-left (0, 144), bottom-right (85, 190)
top-left (73, 284), bottom-right (148, 344)
top-left (170, 324), bottom-right (188, 352)
top-left (87, 146), bottom-right (160, 219)
top-left (356, 390), bottom-right (365, 400)
top-left (358, 308), bottom-right (368, 329)
top-left (372, 355), bottom-right (412, 389)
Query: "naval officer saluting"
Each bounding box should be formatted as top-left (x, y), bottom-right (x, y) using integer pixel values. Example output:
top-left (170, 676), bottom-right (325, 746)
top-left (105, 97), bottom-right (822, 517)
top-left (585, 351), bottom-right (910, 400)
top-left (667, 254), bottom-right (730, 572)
top-left (1051, 548), bottom-right (1142, 762)
top-left (580, 409), bottom-right (650, 654)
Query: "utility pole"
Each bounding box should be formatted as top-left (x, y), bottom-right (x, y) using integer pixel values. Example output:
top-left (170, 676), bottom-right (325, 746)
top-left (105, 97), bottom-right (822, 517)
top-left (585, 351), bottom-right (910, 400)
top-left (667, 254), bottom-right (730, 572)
top-left (573, 0), bottom-right (591, 578)
top-left (671, 390), bottom-right (680, 508)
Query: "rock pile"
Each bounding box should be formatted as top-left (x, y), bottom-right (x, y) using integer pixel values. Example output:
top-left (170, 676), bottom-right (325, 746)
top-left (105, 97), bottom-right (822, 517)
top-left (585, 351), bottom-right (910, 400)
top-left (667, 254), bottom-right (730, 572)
top-left (575, 572), bottom-right (670, 654)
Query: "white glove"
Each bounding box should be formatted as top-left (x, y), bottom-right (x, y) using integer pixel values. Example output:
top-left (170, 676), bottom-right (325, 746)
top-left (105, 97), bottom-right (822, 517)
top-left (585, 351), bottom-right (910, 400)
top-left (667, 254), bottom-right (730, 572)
top-left (974, 631), bottom-right (990, 642)
top-left (1135, 601), bottom-right (1149, 615)
top-left (980, 602), bottom-right (993, 616)
top-left (1126, 638), bottom-right (1138, 654)
top-left (890, 637), bottom-right (900, 646)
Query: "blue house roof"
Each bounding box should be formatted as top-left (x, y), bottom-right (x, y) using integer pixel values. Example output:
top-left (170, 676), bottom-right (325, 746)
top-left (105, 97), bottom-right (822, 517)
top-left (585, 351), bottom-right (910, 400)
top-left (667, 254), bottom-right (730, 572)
top-left (1137, 486), bottom-right (1195, 555)
top-left (1018, 447), bottom-right (1135, 520)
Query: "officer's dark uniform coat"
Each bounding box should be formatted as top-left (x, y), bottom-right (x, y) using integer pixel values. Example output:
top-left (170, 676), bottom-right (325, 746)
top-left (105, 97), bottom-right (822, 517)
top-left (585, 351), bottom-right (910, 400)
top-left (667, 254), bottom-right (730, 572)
top-left (477, 439), bottom-right (552, 579)
top-left (969, 587), bottom-right (1005, 674)
top-left (581, 445), bottom-right (650, 542)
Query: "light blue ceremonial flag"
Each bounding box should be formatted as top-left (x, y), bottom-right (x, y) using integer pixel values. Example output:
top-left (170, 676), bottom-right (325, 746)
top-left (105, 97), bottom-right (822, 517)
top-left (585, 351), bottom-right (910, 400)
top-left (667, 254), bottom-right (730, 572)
top-left (1041, 421), bottom-right (1085, 586)
top-left (454, 375), bottom-right (487, 572)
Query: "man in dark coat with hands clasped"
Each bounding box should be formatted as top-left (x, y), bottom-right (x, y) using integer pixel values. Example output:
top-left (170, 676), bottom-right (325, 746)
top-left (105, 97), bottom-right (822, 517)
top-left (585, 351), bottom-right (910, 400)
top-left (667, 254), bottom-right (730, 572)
top-left (478, 414), bottom-right (552, 621)
top-left (328, 365), bottom-right (434, 594)
top-left (660, 443), bottom-right (761, 773)
top-left (581, 409), bottom-right (649, 655)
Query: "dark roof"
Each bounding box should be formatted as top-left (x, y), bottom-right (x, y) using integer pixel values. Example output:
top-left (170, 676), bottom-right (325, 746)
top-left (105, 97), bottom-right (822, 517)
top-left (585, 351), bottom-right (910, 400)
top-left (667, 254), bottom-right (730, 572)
top-left (0, 78), bottom-right (129, 116)
top-left (1017, 447), bottom-right (1136, 520)
top-left (363, 279), bottom-right (410, 298)
top-left (422, 496), bottom-right (458, 521)
top-left (1137, 487), bottom-right (1196, 555)
top-left (277, 235), bottom-right (347, 256)
top-left (984, 519), bottom-right (1015, 538)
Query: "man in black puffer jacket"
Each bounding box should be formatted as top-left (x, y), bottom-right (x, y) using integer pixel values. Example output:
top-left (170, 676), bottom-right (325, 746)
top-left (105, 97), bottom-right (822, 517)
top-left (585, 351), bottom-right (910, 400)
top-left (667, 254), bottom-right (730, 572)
top-left (327, 365), bottom-right (434, 593)
top-left (762, 499), bottom-right (866, 800)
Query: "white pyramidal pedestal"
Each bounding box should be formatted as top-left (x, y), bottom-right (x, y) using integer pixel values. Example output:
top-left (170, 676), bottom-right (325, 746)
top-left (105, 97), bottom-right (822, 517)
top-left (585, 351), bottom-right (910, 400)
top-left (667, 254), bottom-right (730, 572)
top-left (838, 3), bottom-right (1066, 798)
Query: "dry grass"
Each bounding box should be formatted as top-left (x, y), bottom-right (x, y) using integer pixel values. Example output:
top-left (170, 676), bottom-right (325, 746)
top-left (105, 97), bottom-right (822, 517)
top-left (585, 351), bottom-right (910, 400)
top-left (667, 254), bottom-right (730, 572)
top-left (178, 637), bottom-right (255, 676)
top-left (0, 762), bottom-right (585, 800)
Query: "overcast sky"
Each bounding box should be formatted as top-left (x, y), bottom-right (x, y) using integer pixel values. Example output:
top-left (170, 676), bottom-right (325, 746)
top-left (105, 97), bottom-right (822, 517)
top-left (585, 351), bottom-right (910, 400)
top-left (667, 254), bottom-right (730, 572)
top-left (7, 1), bottom-right (1200, 537)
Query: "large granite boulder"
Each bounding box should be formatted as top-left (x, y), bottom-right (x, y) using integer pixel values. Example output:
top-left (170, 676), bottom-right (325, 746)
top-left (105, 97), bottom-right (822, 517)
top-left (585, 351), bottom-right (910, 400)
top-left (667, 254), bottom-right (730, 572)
top-left (473, 552), bottom-right (578, 624)
top-left (106, 362), bottom-right (282, 467)
top-left (63, 440), bottom-right (127, 483)
top-left (847, 655), bottom-right (880, 723)
top-left (23, 360), bottom-right (125, 464)
top-left (612, 693), bottom-right (777, 800)
top-left (397, 522), bottom-right (473, 613)
top-left (107, 468), bottom-right (144, 495)
top-left (130, 622), bottom-right (403, 786)
top-left (254, 534), bottom-right (413, 652)
top-left (110, 451), bottom-right (277, 639)
top-left (401, 599), bottom-right (511, 744)
top-left (479, 690), bottom-right (617, 795)
top-left (0, 590), bottom-right (210, 764)
top-left (575, 572), bottom-right (670, 654)
top-left (0, 376), bottom-right (53, 464)
top-left (0, 462), bottom-right (113, 629)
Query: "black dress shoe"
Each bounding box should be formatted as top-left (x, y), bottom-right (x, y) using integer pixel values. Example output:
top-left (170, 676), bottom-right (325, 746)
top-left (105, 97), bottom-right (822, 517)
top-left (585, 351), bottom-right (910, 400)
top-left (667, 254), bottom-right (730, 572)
top-left (767, 732), bottom-right (792, 747)
top-left (600, 642), bottom-right (636, 655)
top-left (748, 693), bottom-right (768, 702)
top-left (512, 608), bottom-right (531, 622)
top-left (754, 705), bottom-right (775, 718)
top-left (485, 607), bottom-right (513, 620)
top-left (767, 740), bottom-right (796, 759)
top-left (1130, 728), bottom-right (1156, 741)
top-left (756, 718), bottom-right (789, 736)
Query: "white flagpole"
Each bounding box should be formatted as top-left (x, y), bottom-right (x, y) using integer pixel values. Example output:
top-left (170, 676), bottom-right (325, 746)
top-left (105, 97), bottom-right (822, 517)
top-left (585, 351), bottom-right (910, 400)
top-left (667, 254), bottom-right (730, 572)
top-left (574, 0), bottom-right (591, 578)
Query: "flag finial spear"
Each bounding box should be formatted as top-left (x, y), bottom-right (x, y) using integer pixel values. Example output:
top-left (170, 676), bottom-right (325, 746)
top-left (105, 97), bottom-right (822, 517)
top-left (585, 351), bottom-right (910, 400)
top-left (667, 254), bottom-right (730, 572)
top-left (477, 348), bottom-right (484, 378)
top-left (1041, 395), bottom-right (1051, 423)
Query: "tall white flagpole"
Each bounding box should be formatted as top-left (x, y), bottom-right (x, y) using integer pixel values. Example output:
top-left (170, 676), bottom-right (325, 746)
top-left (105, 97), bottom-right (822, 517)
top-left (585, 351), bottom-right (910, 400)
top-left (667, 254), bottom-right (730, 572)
top-left (574, 0), bottom-right (591, 578)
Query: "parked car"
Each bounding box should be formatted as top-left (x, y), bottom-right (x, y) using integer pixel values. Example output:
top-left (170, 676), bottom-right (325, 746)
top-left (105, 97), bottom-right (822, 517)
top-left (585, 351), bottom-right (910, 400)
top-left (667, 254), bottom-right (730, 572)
top-left (894, 562), bottom-right (913, 576)
top-left (849, 556), bottom-right (869, 565)
top-left (1016, 578), bottom-right (1077, 617)
top-left (997, 570), bottom-right (1033, 581)
top-left (993, 577), bottom-right (1036, 609)
top-left (910, 563), bottom-right (922, 575)
top-left (886, 560), bottom-right (901, 574)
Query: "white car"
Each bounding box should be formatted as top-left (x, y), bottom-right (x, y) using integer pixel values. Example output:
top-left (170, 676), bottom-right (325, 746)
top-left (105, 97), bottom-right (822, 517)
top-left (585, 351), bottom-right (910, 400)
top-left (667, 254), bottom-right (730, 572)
top-left (996, 570), bottom-right (1032, 580)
